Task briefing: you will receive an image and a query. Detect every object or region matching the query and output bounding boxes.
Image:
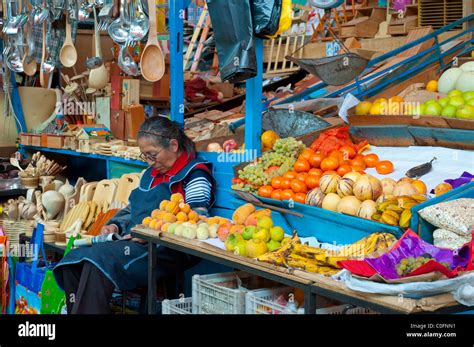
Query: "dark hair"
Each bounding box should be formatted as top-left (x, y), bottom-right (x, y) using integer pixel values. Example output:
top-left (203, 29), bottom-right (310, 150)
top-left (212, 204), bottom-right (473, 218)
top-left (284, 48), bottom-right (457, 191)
top-left (137, 116), bottom-right (196, 156)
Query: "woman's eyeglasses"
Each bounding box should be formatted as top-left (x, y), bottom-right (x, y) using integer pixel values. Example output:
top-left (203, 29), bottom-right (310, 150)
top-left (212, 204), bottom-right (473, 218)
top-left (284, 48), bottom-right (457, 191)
top-left (139, 148), bottom-right (164, 162)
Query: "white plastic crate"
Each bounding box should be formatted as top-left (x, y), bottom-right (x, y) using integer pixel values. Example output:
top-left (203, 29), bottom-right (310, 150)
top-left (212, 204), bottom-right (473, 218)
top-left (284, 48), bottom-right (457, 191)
top-left (192, 271), bottom-right (277, 314)
top-left (246, 287), bottom-right (375, 315)
top-left (162, 297), bottom-right (193, 315)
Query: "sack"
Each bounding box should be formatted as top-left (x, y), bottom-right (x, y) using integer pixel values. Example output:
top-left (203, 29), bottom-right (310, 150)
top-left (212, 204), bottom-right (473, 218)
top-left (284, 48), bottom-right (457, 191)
top-left (267, 0), bottom-right (293, 39)
top-left (252, 0), bottom-right (282, 38)
top-left (15, 224), bottom-right (76, 314)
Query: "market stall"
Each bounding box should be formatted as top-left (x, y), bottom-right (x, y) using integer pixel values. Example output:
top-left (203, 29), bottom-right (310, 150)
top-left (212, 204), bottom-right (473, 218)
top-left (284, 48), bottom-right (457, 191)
top-left (0, 0), bottom-right (473, 318)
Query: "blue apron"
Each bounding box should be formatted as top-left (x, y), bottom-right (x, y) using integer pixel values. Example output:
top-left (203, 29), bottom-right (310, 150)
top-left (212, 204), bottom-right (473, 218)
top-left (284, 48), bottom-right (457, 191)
top-left (53, 159), bottom-right (215, 291)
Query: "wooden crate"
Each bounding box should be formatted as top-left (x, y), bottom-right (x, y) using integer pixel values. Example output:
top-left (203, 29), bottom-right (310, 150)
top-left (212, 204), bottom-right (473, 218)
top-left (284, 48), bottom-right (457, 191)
top-left (418, 0), bottom-right (463, 30)
top-left (46, 134), bottom-right (66, 149)
top-left (30, 134), bottom-right (41, 147)
top-left (19, 133), bottom-right (32, 146)
top-left (388, 15), bottom-right (418, 36)
top-left (340, 7), bottom-right (387, 38)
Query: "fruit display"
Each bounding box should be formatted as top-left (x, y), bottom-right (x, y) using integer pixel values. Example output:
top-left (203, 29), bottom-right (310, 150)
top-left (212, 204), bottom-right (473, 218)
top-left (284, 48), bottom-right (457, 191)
top-left (232, 137), bottom-right (305, 193)
top-left (395, 254), bottom-right (451, 277)
top-left (257, 232), bottom-right (397, 276)
top-left (372, 194), bottom-right (427, 228)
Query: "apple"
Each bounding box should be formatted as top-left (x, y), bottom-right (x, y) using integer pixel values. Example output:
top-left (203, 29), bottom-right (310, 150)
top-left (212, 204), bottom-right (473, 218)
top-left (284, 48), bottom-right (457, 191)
top-left (467, 99), bottom-right (474, 107)
top-left (449, 96), bottom-right (466, 108)
top-left (424, 101), bottom-right (442, 116)
top-left (270, 226), bottom-right (285, 242)
top-left (456, 104), bottom-right (474, 119)
top-left (242, 225), bottom-right (256, 241)
top-left (438, 97), bottom-right (449, 108)
top-left (463, 91), bottom-right (474, 102)
top-left (441, 105), bottom-right (457, 118)
top-left (448, 89), bottom-right (463, 98)
top-left (425, 99), bottom-right (438, 105)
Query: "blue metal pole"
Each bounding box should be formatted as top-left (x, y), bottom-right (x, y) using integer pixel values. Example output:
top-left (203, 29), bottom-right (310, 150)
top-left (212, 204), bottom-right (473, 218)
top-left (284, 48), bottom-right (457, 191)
top-left (169, 0), bottom-right (186, 128)
top-left (244, 38), bottom-right (263, 157)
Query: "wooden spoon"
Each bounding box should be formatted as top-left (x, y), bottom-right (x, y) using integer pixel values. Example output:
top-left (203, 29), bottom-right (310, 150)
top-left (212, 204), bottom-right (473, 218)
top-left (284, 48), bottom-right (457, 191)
top-left (89, 8), bottom-right (109, 89)
top-left (60, 17), bottom-right (77, 68)
top-left (140, 0), bottom-right (165, 82)
top-left (40, 20), bottom-right (50, 88)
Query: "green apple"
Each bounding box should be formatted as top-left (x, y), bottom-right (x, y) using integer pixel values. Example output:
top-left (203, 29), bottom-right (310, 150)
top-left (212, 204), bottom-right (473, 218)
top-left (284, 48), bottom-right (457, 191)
top-left (266, 240), bottom-right (282, 252)
top-left (456, 104), bottom-right (474, 119)
top-left (234, 239), bottom-right (247, 257)
top-left (449, 96), bottom-right (466, 108)
top-left (420, 103), bottom-right (428, 116)
top-left (463, 91), bottom-right (474, 102)
top-left (269, 226), bottom-right (285, 242)
top-left (448, 89), bottom-right (463, 98)
top-left (424, 101), bottom-right (442, 116)
top-left (441, 105), bottom-right (457, 118)
top-left (225, 233), bottom-right (244, 251)
top-left (257, 216), bottom-right (273, 229)
top-left (242, 225), bottom-right (257, 240)
top-left (425, 99), bottom-right (438, 105)
top-left (467, 98), bottom-right (474, 107)
top-left (438, 97), bottom-right (449, 108)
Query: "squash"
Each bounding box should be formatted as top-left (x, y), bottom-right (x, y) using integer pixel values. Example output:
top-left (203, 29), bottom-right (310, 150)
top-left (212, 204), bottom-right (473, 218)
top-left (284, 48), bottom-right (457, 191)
top-left (455, 71), bottom-right (474, 92)
top-left (438, 67), bottom-right (463, 94)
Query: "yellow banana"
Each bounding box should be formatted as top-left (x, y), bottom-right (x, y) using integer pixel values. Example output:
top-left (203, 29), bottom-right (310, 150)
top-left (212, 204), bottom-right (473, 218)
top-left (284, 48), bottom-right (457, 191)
top-left (399, 209), bottom-right (412, 228)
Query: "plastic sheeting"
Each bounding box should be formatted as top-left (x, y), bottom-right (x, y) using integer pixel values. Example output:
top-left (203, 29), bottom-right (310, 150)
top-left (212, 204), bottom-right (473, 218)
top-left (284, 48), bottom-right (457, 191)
top-left (207, 0), bottom-right (257, 83)
top-left (334, 269), bottom-right (474, 305)
top-left (252, 0), bottom-right (282, 38)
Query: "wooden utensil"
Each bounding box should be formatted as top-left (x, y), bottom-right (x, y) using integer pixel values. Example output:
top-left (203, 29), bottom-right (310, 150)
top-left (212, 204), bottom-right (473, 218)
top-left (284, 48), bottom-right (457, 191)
top-left (140, 0), bottom-right (165, 82)
top-left (40, 21), bottom-right (50, 88)
top-left (89, 8), bottom-right (109, 89)
top-left (60, 17), bottom-right (77, 68)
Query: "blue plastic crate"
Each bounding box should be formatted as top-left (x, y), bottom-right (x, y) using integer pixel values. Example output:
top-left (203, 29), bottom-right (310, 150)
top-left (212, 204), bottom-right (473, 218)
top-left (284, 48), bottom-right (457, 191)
top-left (410, 182), bottom-right (474, 243)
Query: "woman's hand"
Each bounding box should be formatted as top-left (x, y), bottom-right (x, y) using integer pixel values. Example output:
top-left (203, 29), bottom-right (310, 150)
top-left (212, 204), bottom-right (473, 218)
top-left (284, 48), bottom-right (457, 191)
top-left (101, 224), bottom-right (118, 236)
top-left (121, 234), bottom-right (147, 244)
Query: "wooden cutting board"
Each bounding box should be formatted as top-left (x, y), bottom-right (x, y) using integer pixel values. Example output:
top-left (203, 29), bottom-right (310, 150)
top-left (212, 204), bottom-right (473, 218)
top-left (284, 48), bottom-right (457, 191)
top-left (80, 182), bottom-right (98, 202)
top-left (93, 179), bottom-right (119, 203)
top-left (114, 174), bottom-right (140, 204)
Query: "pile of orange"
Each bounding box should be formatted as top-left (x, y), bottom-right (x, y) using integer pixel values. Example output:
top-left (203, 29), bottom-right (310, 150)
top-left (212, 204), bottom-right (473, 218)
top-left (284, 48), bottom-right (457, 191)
top-left (257, 148), bottom-right (395, 202)
top-left (142, 193), bottom-right (201, 231)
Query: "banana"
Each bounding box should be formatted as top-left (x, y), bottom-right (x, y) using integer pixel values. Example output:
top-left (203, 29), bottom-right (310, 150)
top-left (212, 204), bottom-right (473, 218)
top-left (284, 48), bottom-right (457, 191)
top-left (381, 211), bottom-right (400, 226)
top-left (399, 209), bottom-right (412, 228)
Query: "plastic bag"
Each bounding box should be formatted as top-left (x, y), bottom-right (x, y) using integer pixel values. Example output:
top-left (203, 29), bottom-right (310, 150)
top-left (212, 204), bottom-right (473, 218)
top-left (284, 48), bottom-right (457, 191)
top-left (267, 0), bottom-right (293, 39)
top-left (434, 228), bottom-right (472, 250)
top-left (207, 0), bottom-right (257, 83)
top-left (419, 198), bottom-right (474, 236)
top-left (252, 0), bottom-right (282, 38)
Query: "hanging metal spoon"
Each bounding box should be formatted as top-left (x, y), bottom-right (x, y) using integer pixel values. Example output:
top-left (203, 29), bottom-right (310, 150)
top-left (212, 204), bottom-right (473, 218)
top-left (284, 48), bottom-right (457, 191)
top-left (118, 42), bottom-right (139, 76)
top-left (129, 0), bottom-right (149, 42)
top-left (108, 0), bottom-right (130, 43)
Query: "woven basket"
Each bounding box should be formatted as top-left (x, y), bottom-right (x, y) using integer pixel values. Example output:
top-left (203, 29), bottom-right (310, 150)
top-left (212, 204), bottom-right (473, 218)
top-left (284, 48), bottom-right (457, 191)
top-left (0, 219), bottom-right (35, 246)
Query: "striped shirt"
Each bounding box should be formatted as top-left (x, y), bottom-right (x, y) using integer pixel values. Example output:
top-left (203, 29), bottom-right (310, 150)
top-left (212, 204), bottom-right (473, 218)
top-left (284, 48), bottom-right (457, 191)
top-left (182, 170), bottom-right (213, 210)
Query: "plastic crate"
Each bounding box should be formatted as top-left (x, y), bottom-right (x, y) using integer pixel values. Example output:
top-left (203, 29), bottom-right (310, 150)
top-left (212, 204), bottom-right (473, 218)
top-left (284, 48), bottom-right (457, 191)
top-left (192, 271), bottom-right (277, 314)
top-left (162, 297), bottom-right (193, 315)
top-left (246, 287), bottom-right (375, 315)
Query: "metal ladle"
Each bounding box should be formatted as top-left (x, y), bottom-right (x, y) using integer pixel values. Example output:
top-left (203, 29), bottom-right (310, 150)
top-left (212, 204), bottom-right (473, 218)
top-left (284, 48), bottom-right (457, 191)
top-left (118, 43), bottom-right (139, 76)
top-left (129, 0), bottom-right (148, 42)
top-left (42, 24), bottom-right (55, 74)
top-left (108, 0), bottom-right (130, 43)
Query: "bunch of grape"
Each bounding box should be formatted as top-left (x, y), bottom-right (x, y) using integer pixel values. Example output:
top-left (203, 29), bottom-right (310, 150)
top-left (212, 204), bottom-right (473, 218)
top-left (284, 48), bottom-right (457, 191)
top-left (395, 254), bottom-right (451, 276)
top-left (237, 164), bottom-right (271, 187)
top-left (273, 137), bottom-right (305, 158)
top-left (260, 151), bottom-right (288, 169)
top-left (231, 183), bottom-right (257, 193)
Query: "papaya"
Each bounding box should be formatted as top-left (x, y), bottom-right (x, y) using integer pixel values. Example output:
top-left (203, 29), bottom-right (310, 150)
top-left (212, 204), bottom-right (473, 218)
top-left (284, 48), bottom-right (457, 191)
top-left (232, 203), bottom-right (256, 225)
top-left (244, 209), bottom-right (272, 226)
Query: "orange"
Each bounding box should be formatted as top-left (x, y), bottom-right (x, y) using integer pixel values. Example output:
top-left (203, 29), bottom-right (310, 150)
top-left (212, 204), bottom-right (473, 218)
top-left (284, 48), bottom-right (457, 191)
top-left (412, 180), bottom-right (427, 195)
top-left (170, 193), bottom-right (184, 203)
top-left (179, 203), bottom-right (191, 214)
top-left (294, 193), bottom-right (306, 204)
top-left (309, 153), bottom-right (325, 168)
top-left (305, 175), bottom-right (319, 189)
top-left (339, 146), bottom-right (356, 160)
top-left (369, 102), bottom-right (386, 116)
top-left (280, 177), bottom-right (291, 189)
top-left (329, 150), bottom-right (345, 162)
top-left (376, 160), bottom-right (394, 175)
top-left (320, 157), bottom-right (339, 171)
top-left (426, 80), bottom-right (438, 92)
top-left (270, 189), bottom-right (282, 200)
top-left (165, 201), bottom-right (180, 215)
top-left (299, 148), bottom-right (315, 161)
top-left (290, 179), bottom-right (307, 194)
top-left (355, 101), bottom-right (373, 116)
top-left (294, 158), bottom-right (311, 173)
top-left (296, 172), bottom-right (308, 182)
top-left (159, 200), bottom-right (169, 211)
top-left (308, 168), bottom-right (323, 177)
top-left (363, 153), bottom-right (379, 168)
top-left (142, 216), bottom-right (152, 226)
top-left (283, 171), bottom-right (297, 180)
top-left (388, 95), bottom-right (404, 103)
top-left (176, 211), bottom-right (188, 222)
top-left (163, 213), bottom-right (177, 223)
top-left (157, 211), bottom-right (167, 220)
top-left (151, 209), bottom-right (160, 219)
top-left (280, 189), bottom-right (295, 201)
top-left (323, 170), bottom-right (338, 176)
top-left (188, 211), bottom-right (199, 222)
top-left (271, 176), bottom-right (282, 189)
top-left (155, 220), bottom-right (164, 231)
top-left (258, 185), bottom-right (274, 198)
top-left (351, 158), bottom-right (367, 171)
top-left (337, 164), bottom-right (352, 177)
top-left (149, 219), bottom-right (158, 229)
